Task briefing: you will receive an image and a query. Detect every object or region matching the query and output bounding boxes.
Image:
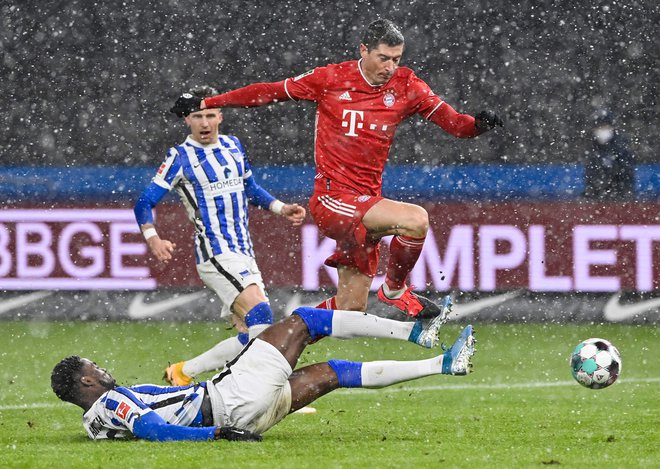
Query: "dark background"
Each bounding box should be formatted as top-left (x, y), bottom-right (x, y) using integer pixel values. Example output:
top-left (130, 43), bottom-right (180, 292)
top-left (1, 0), bottom-right (657, 167)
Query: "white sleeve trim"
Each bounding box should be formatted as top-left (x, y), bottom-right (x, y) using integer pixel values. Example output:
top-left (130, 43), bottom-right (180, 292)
top-left (283, 78), bottom-right (298, 102)
top-left (425, 100), bottom-right (445, 120)
top-left (270, 200), bottom-right (285, 215)
top-left (142, 227), bottom-right (158, 240)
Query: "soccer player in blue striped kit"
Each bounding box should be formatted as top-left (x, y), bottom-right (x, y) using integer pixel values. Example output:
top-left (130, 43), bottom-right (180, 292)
top-left (51, 308), bottom-right (475, 441)
top-left (134, 85), bottom-right (306, 385)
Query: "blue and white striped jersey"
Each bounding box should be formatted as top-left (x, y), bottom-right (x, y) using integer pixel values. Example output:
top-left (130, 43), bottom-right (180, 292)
top-left (153, 135), bottom-right (255, 263)
top-left (82, 382), bottom-right (208, 440)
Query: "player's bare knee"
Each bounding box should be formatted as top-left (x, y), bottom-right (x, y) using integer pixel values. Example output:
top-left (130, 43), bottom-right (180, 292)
top-left (286, 313), bottom-right (315, 341)
top-left (259, 314), bottom-right (309, 349)
top-left (232, 284), bottom-right (267, 317)
top-left (408, 206), bottom-right (429, 237)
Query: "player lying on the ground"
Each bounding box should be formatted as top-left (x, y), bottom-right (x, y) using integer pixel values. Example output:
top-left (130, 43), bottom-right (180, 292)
top-left (51, 307), bottom-right (476, 442)
top-left (165, 296), bottom-right (453, 386)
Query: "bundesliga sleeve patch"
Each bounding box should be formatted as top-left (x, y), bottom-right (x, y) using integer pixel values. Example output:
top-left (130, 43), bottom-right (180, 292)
top-left (293, 69), bottom-right (315, 81)
top-left (115, 401), bottom-right (131, 420)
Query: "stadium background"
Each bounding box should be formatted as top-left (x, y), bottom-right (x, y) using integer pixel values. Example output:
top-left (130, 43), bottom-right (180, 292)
top-left (1, 0), bottom-right (658, 323)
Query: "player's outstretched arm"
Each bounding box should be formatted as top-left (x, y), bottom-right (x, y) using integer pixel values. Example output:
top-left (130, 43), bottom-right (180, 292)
top-left (215, 426), bottom-right (263, 442)
top-left (143, 227), bottom-right (176, 263)
top-left (474, 110), bottom-right (504, 133)
top-left (278, 203), bottom-right (306, 226)
top-left (203, 81), bottom-right (290, 109)
top-left (130, 411), bottom-right (261, 442)
top-left (134, 182), bottom-right (176, 263)
top-left (428, 102), bottom-right (503, 138)
top-left (244, 176), bottom-right (305, 224)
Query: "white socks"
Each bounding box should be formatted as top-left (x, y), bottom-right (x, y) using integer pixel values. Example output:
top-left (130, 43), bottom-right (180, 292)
top-left (331, 310), bottom-right (414, 342)
top-left (181, 323), bottom-right (270, 377)
top-left (182, 336), bottom-right (245, 377)
top-left (248, 323), bottom-right (269, 339)
top-left (360, 356), bottom-right (443, 388)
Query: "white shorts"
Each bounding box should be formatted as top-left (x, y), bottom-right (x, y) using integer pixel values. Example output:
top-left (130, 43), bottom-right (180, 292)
top-left (206, 339), bottom-right (293, 434)
top-left (196, 252), bottom-right (267, 318)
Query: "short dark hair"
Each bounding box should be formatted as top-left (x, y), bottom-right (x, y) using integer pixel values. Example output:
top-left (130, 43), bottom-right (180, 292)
top-left (362, 19), bottom-right (404, 51)
top-left (188, 85), bottom-right (219, 99)
top-left (51, 356), bottom-right (85, 404)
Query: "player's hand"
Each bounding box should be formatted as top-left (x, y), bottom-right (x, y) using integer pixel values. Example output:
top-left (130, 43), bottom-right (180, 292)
top-left (170, 93), bottom-right (203, 117)
top-left (215, 426), bottom-right (262, 442)
top-left (146, 237), bottom-right (177, 263)
top-left (474, 110), bottom-right (504, 133)
top-left (281, 203), bottom-right (306, 226)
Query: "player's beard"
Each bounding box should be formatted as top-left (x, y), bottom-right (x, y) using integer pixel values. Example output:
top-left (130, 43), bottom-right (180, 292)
top-left (99, 375), bottom-right (117, 390)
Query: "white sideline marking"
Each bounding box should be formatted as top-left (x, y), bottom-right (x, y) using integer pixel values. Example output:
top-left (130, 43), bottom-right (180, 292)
top-left (0, 402), bottom-right (66, 411)
top-left (1, 377), bottom-right (658, 411)
top-left (337, 376), bottom-right (660, 394)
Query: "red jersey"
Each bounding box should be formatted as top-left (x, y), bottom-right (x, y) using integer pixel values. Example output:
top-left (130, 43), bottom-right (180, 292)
top-left (205, 59), bottom-right (480, 196)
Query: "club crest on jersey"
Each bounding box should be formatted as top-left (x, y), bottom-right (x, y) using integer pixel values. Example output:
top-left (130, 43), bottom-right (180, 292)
top-left (383, 93), bottom-right (396, 108)
top-left (357, 195), bottom-right (371, 202)
top-left (116, 401), bottom-right (131, 420)
top-left (294, 69), bottom-right (314, 81)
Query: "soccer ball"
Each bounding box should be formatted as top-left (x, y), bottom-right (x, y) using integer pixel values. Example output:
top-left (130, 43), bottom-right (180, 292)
top-left (570, 338), bottom-right (621, 389)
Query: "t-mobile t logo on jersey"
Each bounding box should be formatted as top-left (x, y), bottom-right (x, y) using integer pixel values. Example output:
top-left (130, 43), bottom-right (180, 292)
top-left (341, 109), bottom-right (364, 137)
top-left (341, 109), bottom-right (389, 137)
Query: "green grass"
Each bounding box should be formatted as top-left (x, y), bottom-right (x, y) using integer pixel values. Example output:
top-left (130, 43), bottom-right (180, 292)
top-left (0, 321), bottom-right (658, 468)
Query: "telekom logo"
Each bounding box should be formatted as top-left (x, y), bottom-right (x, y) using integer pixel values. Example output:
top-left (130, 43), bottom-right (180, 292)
top-left (341, 109), bottom-right (390, 137)
top-left (341, 109), bottom-right (364, 137)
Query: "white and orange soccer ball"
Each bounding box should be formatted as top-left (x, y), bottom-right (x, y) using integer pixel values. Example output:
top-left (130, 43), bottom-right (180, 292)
top-left (570, 338), bottom-right (622, 389)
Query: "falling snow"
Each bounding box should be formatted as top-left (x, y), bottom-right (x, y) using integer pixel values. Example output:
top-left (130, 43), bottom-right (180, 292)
top-left (0, 0), bottom-right (657, 168)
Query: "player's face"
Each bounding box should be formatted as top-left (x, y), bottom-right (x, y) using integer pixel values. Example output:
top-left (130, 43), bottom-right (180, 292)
top-left (359, 43), bottom-right (404, 86)
top-left (185, 109), bottom-right (223, 145)
top-left (81, 359), bottom-right (117, 390)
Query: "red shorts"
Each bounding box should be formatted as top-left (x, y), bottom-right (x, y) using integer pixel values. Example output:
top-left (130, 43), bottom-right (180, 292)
top-left (308, 189), bottom-right (383, 277)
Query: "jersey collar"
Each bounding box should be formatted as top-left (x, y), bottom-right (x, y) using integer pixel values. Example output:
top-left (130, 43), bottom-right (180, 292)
top-left (185, 135), bottom-right (222, 149)
top-left (357, 58), bottom-right (393, 89)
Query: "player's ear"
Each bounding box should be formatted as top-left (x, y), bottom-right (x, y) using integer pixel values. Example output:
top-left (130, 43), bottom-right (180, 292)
top-left (359, 43), bottom-right (368, 58)
top-left (80, 375), bottom-right (94, 387)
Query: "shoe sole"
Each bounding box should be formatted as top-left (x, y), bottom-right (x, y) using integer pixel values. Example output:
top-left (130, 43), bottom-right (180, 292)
top-left (443, 325), bottom-right (475, 375)
top-left (415, 295), bottom-right (453, 348)
top-left (415, 293), bottom-right (449, 319)
top-left (426, 296), bottom-right (453, 339)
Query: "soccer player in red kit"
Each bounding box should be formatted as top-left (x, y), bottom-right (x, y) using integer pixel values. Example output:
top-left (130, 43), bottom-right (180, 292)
top-left (172, 19), bottom-right (503, 317)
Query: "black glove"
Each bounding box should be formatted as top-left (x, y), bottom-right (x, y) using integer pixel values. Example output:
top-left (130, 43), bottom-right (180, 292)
top-left (474, 110), bottom-right (504, 133)
top-left (215, 426), bottom-right (263, 442)
top-left (170, 93), bottom-right (202, 117)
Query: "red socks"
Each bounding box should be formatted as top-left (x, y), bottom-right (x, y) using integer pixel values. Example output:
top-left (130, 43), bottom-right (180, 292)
top-left (385, 235), bottom-right (426, 290)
